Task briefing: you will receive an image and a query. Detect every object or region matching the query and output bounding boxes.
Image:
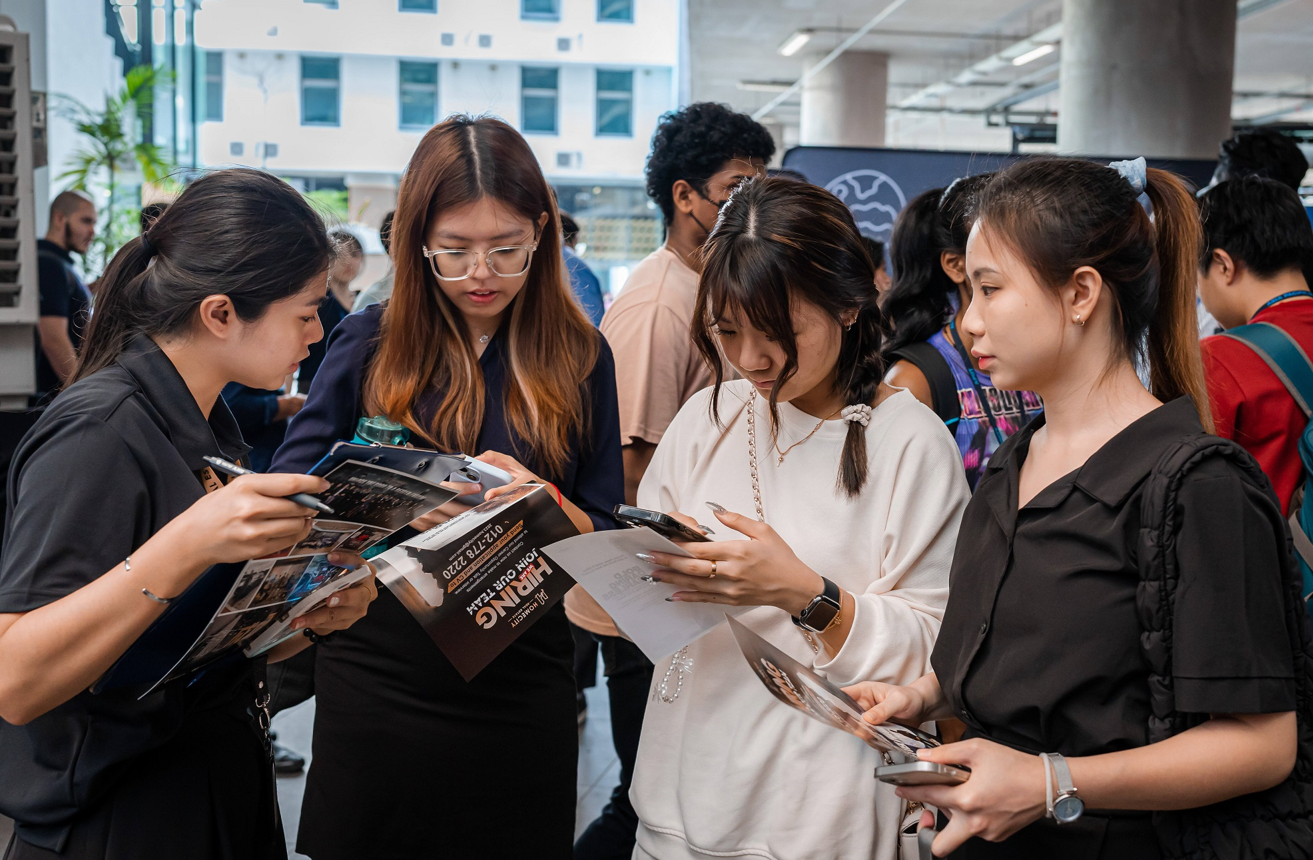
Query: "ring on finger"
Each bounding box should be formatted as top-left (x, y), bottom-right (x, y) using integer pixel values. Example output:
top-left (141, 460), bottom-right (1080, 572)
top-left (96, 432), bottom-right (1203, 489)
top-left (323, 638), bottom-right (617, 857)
top-left (708, 559), bottom-right (717, 579)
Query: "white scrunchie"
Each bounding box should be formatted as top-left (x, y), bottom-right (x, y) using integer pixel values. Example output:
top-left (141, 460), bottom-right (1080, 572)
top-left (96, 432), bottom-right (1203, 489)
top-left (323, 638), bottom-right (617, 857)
top-left (840, 404), bottom-right (872, 427)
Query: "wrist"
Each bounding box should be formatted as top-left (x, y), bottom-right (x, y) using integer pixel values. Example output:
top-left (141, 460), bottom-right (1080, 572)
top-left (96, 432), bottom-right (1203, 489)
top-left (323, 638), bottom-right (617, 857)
top-left (784, 570), bottom-right (827, 616)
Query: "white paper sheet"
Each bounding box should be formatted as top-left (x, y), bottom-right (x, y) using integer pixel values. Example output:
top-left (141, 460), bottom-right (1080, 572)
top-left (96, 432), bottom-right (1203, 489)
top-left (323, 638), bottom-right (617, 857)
top-left (543, 526), bottom-right (748, 662)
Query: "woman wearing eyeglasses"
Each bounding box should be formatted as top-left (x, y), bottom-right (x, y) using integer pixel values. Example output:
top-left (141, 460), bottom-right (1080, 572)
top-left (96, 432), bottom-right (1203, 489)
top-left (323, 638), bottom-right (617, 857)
top-left (272, 116), bottom-right (624, 860)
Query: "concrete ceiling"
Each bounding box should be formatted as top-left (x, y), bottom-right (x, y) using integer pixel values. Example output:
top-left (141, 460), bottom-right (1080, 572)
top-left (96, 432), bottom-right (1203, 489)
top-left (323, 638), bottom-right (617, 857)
top-left (687, 0), bottom-right (1313, 153)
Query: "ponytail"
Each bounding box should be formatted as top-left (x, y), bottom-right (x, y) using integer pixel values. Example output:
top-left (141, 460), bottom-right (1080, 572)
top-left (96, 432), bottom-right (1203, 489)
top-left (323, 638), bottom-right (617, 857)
top-left (72, 169), bottom-right (334, 384)
top-left (1143, 168), bottom-right (1213, 430)
top-left (693, 175), bottom-right (887, 498)
top-left (975, 158), bottom-right (1213, 430)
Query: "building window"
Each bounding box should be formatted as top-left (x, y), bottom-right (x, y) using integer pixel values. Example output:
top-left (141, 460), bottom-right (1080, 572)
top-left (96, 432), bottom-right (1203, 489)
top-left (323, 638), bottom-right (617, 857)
top-left (204, 51), bottom-right (223, 121)
top-left (301, 56), bottom-right (341, 126)
top-left (598, 0), bottom-right (633, 22)
top-left (400, 0), bottom-right (436, 9)
top-left (521, 66), bottom-right (558, 135)
top-left (595, 69), bottom-right (633, 136)
top-left (399, 61), bottom-right (438, 129)
top-left (521, 0), bottom-right (559, 20)
top-left (304, 0), bottom-right (339, 7)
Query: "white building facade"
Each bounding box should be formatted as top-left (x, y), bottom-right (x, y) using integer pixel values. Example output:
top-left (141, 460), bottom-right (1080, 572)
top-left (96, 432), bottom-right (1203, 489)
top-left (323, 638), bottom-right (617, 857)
top-left (195, 0), bottom-right (680, 292)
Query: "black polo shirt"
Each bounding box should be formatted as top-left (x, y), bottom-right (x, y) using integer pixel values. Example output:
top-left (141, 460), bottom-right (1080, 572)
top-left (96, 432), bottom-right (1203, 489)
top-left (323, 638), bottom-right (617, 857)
top-left (932, 396), bottom-right (1296, 759)
top-left (0, 336), bottom-right (259, 851)
top-left (35, 238), bottom-right (93, 396)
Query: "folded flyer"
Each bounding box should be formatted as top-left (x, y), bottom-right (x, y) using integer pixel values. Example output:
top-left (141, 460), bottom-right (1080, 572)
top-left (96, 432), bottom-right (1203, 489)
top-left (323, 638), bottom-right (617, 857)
top-left (371, 483), bottom-right (580, 681)
top-left (95, 453), bottom-right (465, 697)
top-left (727, 615), bottom-right (941, 759)
top-left (542, 526), bottom-right (750, 662)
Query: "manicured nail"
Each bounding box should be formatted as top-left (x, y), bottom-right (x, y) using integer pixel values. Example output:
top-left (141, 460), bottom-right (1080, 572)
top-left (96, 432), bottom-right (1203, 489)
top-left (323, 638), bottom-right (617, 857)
top-left (665, 595), bottom-right (679, 602)
top-left (640, 574), bottom-right (659, 583)
top-left (697, 524), bottom-right (715, 534)
top-left (635, 552), bottom-right (656, 563)
top-left (291, 620), bottom-right (302, 630)
top-left (329, 596), bottom-right (341, 607)
top-left (705, 502), bottom-right (727, 514)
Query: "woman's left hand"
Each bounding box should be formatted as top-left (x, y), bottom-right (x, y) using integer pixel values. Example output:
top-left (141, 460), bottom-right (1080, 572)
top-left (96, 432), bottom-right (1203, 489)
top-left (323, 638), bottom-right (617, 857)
top-left (477, 450), bottom-right (544, 501)
top-left (290, 551), bottom-right (379, 635)
top-left (895, 738), bottom-right (1048, 856)
top-left (642, 504), bottom-right (824, 615)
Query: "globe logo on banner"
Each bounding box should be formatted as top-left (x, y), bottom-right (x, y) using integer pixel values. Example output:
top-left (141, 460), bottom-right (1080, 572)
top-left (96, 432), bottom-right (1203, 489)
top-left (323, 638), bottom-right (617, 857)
top-left (825, 169), bottom-right (907, 242)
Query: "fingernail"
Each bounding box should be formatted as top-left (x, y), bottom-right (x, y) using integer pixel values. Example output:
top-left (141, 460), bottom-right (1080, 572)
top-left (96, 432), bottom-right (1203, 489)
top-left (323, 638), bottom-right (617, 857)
top-left (291, 620), bottom-right (302, 630)
top-left (665, 595), bottom-right (679, 602)
top-left (895, 788), bottom-right (905, 799)
top-left (329, 596), bottom-right (340, 607)
top-left (640, 574), bottom-right (659, 583)
top-left (697, 524), bottom-right (715, 534)
top-left (705, 502), bottom-right (726, 514)
top-left (635, 552), bottom-right (656, 563)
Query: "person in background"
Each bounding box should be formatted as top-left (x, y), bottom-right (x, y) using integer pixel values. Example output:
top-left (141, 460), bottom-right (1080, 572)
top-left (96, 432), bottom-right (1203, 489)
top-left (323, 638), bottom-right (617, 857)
top-left (1197, 128), bottom-right (1310, 336)
top-left (219, 383), bottom-right (305, 474)
top-left (272, 115), bottom-right (622, 860)
top-left (881, 175), bottom-right (1041, 490)
top-left (629, 176), bottom-right (966, 860)
top-left (861, 235), bottom-right (893, 293)
top-left (297, 229), bottom-right (362, 395)
top-left (0, 168), bottom-right (376, 860)
top-left (1198, 176), bottom-right (1313, 514)
top-left (849, 157), bottom-right (1308, 858)
top-left (139, 201), bottom-right (169, 233)
top-left (561, 212), bottom-right (605, 326)
top-left (34, 191), bottom-right (96, 403)
top-left (571, 101), bottom-right (776, 860)
top-left (351, 211), bottom-right (396, 312)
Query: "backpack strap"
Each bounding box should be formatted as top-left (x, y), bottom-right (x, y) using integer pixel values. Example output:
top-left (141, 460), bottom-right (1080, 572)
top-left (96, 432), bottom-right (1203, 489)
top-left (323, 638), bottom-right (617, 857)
top-left (889, 342), bottom-right (960, 425)
top-left (1222, 321), bottom-right (1313, 418)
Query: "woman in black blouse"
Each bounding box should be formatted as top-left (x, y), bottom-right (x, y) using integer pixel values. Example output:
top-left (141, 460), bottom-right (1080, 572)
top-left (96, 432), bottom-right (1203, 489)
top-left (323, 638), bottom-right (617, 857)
top-left (273, 116), bottom-right (623, 860)
top-left (846, 158), bottom-right (1307, 859)
top-left (0, 169), bottom-right (377, 859)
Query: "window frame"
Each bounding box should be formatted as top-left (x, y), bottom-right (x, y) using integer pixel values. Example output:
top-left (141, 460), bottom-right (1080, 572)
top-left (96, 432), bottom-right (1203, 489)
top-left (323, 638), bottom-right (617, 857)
top-left (399, 0), bottom-right (437, 10)
top-left (303, 0), bottom-right (339, 7)
top-left (520, 0), bottom-right (560, 21)
top-left (204, 51), bottom-right (223, 122)
top-left (597, 0), bottom-right (634, 23)
top-left (594, 68), bottom-right (634, 137)
top-left (520, 66), bottom-right (560, 135)
top-left (300, 55), bottom-right (342, 127)
top-left (398, 60), bottom-right (439, 130)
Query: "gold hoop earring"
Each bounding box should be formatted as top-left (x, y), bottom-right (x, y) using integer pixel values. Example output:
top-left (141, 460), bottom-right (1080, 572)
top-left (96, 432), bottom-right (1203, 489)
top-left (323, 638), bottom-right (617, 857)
top-left (1074, 314), bottom-right (1085, 327)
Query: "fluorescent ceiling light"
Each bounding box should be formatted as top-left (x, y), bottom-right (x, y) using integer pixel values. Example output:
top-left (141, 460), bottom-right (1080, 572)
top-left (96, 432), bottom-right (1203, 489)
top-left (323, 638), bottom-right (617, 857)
top-left (1012, 43), bottom-right (1056, 66)
top-left (778, 30), bottom-right (812, 57)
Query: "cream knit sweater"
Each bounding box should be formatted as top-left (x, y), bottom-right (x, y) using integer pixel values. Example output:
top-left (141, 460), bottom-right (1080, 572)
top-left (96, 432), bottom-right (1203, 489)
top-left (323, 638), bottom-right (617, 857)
top-left (631, 380), bottom-right (969, 860)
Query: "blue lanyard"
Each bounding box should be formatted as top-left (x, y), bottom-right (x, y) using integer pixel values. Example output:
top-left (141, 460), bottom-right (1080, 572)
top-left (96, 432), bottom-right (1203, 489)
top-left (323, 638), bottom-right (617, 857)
top-left (1251, 290), bottom-right (1313, 321)
top-left (948, 318), bottom-right (1017, 446)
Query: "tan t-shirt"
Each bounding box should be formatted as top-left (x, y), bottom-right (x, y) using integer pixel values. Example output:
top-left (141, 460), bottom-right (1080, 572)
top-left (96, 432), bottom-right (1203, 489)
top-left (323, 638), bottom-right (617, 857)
top-left (566, 244), bottom-right (715, 638)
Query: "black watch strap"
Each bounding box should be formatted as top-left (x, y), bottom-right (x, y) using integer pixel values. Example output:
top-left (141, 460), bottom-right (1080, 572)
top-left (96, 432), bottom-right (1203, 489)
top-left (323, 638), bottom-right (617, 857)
top-left (793, 577), bottom-right (841, 633)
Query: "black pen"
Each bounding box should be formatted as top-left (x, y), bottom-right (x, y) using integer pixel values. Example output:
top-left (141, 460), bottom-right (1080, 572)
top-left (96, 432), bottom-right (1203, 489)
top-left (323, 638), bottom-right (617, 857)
top-left (202, 456), bottom-right (336, 515)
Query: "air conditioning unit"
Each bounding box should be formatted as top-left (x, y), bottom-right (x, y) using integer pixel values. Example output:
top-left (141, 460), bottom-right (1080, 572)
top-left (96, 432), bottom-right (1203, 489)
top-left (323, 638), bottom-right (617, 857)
top-left (555, 151), bottom-right (582, 169)
top-left (261, 142), bottom-right (279, 159)
top-left (478, 34), bottom-right (492, 48)
top-left (0, 18), bottom-right (38, 401)
top-left (229, 141), bottom-right (244, 156)
top-left (441, 32), bottom-right (454, 46)
top-left (557, 37), bottom-right (571, 52)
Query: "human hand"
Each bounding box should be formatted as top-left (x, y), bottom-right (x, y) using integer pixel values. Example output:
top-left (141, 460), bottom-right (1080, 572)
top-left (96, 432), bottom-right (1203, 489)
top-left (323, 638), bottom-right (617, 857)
top-left (290, 552), bottom-right (379, 635)
top-left (640, 502), bottom-right (823, 614)
top-left (896, 739), bottom-right (1048, 856)
top-left (844, 680), bottom-right (932, 728)
top-left (409, 479), bottom-right (484, 531)
top-left (476, 450), bottom-right (544, 501)
top-left (275, 393), bottom-right (307, 422)
top-left (158, 473), bottom-right (328, 575)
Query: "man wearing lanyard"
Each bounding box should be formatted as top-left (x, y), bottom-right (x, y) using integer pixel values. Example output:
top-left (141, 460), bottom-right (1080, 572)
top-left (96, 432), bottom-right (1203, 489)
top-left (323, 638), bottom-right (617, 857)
top-left (1198, 176), bottom-right (1313, 513)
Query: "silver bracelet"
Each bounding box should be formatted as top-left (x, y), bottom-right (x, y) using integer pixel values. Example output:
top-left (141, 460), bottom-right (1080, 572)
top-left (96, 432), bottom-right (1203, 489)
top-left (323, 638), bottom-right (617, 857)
top-left (127, 556), bottom-right (174, 605)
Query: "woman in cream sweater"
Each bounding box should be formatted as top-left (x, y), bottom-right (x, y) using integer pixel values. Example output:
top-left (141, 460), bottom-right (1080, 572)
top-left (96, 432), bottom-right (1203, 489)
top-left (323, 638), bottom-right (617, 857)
top-left (629, 176), bottom-right (970, 860)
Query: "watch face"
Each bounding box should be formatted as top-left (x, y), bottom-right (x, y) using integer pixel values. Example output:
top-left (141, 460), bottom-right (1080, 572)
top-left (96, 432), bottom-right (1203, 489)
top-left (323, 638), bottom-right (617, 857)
top-left (1054, 795), bottom-right (1084, 824)
top-left (800, 599), bottom-right (840, 632)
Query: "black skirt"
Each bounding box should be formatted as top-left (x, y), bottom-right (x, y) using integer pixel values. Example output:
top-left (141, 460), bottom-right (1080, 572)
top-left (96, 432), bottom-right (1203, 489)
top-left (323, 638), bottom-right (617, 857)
top-left (949, 813), bottom-right (1160, 860)
top-left (296, 589), bottom-right (577, 860)
top-left (4, 710), bottom-right (282, 860)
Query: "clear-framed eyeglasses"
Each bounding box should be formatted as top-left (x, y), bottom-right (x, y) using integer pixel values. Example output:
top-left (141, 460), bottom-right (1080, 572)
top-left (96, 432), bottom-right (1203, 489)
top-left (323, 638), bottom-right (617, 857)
top-left (421, 239), bottom-right (539, 281)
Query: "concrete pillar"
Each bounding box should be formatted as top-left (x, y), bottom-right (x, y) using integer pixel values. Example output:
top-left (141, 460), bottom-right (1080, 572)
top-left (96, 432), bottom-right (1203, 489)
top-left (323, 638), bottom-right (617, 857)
top-left (1057, 0), bottom-right (1235, 159)
top-left (799, 50), bottom-right (888, 148)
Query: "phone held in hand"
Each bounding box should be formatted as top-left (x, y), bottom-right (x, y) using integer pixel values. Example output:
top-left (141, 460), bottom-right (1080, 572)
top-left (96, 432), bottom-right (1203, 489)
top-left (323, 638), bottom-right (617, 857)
top-left (613, 504), bottom-right (712, 543)
top-left (875, 761), bottom-right (970, 786)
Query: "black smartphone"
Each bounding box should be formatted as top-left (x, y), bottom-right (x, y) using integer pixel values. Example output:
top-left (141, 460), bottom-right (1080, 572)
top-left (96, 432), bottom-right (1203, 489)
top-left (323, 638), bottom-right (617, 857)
top-left (613, 504), bottom-right (712, 542)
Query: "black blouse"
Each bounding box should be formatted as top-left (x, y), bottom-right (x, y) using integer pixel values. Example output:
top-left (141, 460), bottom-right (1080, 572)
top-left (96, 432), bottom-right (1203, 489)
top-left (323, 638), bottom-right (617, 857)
top-left (0, 337), bottom-right (267, 853)
top-left (932, 396), bottom-right (1297, 759)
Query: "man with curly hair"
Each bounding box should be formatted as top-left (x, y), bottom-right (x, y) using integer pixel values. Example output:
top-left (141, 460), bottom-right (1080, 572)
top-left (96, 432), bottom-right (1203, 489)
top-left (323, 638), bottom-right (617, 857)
top-left (567, 102), bottom-right (774, 860)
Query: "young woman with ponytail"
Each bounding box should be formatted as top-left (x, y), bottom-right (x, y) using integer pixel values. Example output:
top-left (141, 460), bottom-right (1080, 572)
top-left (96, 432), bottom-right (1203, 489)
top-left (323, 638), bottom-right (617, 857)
top-left (882, 174), bottom-right (1042, 490)
top-left (628, 176), bottom-right (969, 860)
top-left (0, 168), bottom-right (377, 859)
top-left (847, 158), bottom-right (1308, 858)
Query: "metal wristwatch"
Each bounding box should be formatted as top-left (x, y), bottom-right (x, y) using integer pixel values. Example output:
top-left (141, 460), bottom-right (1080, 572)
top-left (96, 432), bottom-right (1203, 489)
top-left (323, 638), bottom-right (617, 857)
top-left (793, 577), bottom-right (842, 633)
top-left (1042, 753), bottom-right (1084, 824)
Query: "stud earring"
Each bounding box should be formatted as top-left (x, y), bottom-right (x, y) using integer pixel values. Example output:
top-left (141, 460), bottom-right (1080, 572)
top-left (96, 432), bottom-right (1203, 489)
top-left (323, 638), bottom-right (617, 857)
top-left (1074, 314), bottom-right (1085, 326)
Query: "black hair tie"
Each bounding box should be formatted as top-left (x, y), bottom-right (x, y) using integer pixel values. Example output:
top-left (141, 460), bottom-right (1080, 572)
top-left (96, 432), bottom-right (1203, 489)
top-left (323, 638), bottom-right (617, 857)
top-left (139, 231), bottom-right (156, 259)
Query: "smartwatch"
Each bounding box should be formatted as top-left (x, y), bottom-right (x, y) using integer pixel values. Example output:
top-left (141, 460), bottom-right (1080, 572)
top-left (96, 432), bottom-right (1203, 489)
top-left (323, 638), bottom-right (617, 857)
top-left (1042, 753), bottom-right (1084, 824)
top-left (792, 577), bottom-right (842, 633)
